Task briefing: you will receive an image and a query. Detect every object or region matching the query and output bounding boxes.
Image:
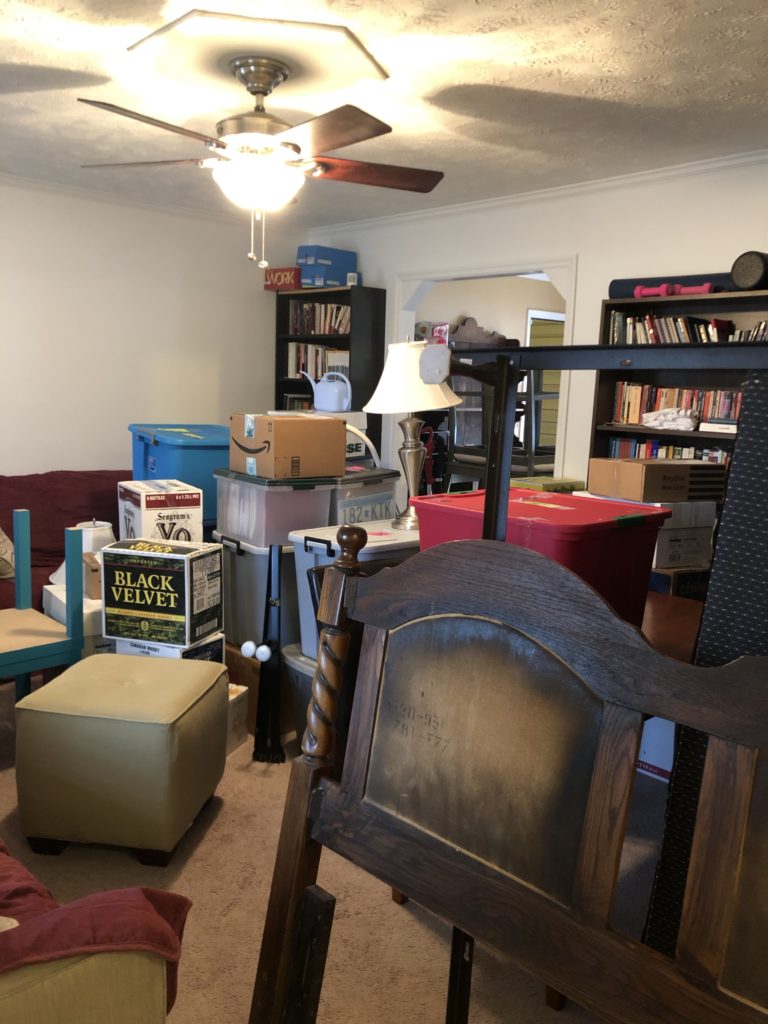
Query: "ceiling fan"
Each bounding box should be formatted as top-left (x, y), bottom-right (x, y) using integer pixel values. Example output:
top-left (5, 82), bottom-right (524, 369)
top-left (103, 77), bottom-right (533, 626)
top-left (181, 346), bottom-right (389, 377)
top-left (78, 55), bottom-right (444, 215)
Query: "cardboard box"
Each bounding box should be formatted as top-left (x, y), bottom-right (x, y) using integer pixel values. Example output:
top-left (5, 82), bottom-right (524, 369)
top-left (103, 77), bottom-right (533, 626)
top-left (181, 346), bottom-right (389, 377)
top-left (296, 245), bottom-right (357, 269)
top-left (587, 458), bottom-right (728, 503)
top-left (82, 552), bottom-right (102, 599)
top-left (227, 683), bottom-right (249, 754)
top-left (263, 266), bottom-right (301, 291)
top-left (649, 566), bottom-right (711, 601)
top-left (225, 642), bottom-right (260, 736)
top-left (114, 632), bottom-right (225, 661)
top-left (229, 413), bottom-right (346, 479)
top-left (117, 480), bottom-right (203, 542)
top-left (574, 492), bottom-right (718, 529)
top-left (102, 539), bottom-right (223, 646)
top-left (654, 526), bottom-right (714, 569)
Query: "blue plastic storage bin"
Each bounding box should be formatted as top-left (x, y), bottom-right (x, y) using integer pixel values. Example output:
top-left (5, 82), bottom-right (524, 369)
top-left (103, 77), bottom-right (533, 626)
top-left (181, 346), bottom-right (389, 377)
top-left (128, 423), bottom-right (229, 524)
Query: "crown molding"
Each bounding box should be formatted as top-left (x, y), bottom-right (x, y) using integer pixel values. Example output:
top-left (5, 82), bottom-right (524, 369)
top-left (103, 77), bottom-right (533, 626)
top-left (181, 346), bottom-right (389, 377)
top-left (316, 148), bottom-right (768, 235)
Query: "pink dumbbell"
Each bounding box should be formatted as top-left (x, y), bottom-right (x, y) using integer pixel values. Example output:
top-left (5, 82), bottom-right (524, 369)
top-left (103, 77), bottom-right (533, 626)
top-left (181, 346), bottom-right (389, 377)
top-left (634, 283), bottom-right (674, 297)
top-left (671, 283), bottom-right (713, 295)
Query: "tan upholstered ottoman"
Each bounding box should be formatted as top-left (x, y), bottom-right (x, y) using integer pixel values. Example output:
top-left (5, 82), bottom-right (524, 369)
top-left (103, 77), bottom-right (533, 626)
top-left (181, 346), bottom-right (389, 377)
top-left (15, 654), bottom-right (228, 864)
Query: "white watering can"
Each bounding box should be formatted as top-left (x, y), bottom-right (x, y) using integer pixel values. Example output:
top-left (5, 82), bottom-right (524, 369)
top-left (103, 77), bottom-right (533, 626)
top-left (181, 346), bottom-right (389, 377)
top-left (300, 371), bottom-right (352, 412)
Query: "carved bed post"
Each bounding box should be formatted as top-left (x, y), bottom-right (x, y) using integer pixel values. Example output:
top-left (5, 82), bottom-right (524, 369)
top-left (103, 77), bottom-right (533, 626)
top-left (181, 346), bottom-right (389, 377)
top-left (250, 525), bottom-right (367, 1024)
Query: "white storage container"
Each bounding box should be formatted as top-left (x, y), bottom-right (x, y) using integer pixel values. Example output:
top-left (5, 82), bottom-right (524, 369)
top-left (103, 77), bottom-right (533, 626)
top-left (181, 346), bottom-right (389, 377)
top-left (288, 520), bottom-right (420, 659)
top-left (215, 468), bottom-right (333, 546)
top-left (329, 468), bottom-right (400, 526)
top-left (282, 642), bottom-right (316, 741)
top-left (214, 530), bottom-right (300, 649)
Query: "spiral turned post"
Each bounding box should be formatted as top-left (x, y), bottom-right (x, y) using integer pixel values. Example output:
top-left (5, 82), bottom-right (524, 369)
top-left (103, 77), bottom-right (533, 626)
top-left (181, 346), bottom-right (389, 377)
top-left (301, 525), bottom-right (367, 762)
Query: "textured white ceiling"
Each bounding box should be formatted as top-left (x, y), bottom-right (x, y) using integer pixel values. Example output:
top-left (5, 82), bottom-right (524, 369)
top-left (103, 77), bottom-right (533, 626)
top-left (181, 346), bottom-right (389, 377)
top-left (3, 0), bottom-right (768, 230)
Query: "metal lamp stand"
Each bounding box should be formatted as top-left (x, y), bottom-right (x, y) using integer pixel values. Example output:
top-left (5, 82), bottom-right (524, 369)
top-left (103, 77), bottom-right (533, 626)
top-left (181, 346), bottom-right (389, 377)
top-left (391, 414), bottom-right (426, 530)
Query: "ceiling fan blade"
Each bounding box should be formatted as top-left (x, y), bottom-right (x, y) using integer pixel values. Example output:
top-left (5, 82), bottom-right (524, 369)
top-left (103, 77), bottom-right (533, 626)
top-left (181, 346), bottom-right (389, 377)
top-left (82, 158), bottom-right (204, 169)
top-left (278, 105), bottom-right (391, 155)
top-left (78, 98), bottom-right (225, 149)
top-left (312, 156), bottom-right (444, 193)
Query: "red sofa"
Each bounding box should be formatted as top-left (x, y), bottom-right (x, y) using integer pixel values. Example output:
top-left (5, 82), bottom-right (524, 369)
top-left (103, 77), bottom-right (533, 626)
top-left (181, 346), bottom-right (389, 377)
top-left (0, 470), bottom-right (129, 611)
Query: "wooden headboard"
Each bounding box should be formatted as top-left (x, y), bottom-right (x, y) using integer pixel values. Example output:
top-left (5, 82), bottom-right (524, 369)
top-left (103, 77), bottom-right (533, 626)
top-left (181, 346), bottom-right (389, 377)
top-left (252, 530), bottom-right (768, 1024)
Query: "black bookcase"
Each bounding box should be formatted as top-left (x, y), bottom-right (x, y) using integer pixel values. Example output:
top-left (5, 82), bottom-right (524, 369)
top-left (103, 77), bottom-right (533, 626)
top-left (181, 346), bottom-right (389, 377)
top-left (591, 290), bottom-right (768, 464)
top-left (274, 285), bottom-right (386, 452)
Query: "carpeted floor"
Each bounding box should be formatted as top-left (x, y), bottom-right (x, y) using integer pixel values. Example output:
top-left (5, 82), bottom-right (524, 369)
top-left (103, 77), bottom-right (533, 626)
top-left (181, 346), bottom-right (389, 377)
top-left (0, 680), bottom-right (667, 1023)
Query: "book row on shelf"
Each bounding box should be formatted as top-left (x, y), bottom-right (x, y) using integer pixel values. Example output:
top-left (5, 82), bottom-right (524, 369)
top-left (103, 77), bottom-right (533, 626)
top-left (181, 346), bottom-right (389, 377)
top-left (284, 343), bottom-right (350, 379)
top-left (607, 310), bottom-right (768, 346)
top-left (282, 393), bottom-right (312, 411)
top-left (606, 435), bottom-right (731, 464)
top-left (286, 300), bottom-right (351, 336)
top-left (612, 381), bottom-right (743, 427)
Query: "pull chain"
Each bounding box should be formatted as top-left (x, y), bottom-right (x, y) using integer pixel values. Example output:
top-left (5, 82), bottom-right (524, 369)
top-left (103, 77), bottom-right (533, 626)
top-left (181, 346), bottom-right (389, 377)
top-left (247, 209), bottom-right (269, 267)
top-left (259, 211), bottom-right (268, 269)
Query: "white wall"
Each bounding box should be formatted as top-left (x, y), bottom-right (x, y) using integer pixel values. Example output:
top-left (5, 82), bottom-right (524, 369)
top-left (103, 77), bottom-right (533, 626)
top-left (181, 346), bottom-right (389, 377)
top-left (310, 155), bottom-right (768, 479)
top-left (0, 178), bottom-right (304, 474)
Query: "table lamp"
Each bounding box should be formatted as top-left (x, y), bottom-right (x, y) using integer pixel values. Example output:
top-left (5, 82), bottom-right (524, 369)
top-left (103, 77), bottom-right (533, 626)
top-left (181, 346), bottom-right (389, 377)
top-left (364, 340), bottom-right (462, 529)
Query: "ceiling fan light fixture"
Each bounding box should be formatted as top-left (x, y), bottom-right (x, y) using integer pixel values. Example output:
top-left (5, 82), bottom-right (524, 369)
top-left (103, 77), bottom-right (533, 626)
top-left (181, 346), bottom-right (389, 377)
top-left (211, 153), bottom-right (305, 212)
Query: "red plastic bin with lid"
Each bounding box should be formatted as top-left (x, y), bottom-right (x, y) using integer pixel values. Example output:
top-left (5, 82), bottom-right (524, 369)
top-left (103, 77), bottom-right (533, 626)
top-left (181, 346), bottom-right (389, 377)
top-left (409, 489), bottom-right (671, 627)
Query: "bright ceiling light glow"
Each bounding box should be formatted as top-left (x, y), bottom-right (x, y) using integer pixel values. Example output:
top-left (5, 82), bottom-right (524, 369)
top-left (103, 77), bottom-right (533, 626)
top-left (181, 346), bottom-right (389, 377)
top-left (210, 154), bottom-right (305, 211)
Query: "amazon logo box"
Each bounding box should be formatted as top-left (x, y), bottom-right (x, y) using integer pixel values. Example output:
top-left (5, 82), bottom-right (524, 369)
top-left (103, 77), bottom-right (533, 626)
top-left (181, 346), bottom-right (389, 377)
top-left (229, 413), bottom-right (346, 480)
top-left (102, 539), bottom-right (223, 648)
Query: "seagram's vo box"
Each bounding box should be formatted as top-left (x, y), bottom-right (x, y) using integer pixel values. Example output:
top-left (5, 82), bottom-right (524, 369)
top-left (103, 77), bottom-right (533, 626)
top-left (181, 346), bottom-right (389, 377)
top-left (102, 539), bottom-right (223, 647)
top-left (117, 479), bottom-right (203, 542)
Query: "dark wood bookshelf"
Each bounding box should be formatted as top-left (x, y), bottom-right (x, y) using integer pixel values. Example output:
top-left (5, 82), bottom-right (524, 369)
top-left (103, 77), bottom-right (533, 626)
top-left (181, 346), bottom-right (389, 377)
top-left (273, 285), bottom-right (386, 451)
top-left (590, 290), bottom-right (768, 463)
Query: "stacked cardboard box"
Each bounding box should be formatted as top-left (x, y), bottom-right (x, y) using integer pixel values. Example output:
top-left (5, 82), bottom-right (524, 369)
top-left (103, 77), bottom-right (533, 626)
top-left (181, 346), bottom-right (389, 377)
top-left (117, 480), bottom-right (203, 542)
top-left (101, 538), bottom-right (224, 657)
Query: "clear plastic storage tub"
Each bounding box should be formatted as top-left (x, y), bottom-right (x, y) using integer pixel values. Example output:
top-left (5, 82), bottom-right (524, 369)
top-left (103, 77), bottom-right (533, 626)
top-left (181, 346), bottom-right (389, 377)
top-left (215, 468), bottom-right (333, 547)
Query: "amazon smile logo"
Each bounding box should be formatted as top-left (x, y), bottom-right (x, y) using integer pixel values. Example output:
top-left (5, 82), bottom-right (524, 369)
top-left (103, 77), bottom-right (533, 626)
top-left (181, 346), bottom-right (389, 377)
top-left (232, 438), bottom-right (271, 455)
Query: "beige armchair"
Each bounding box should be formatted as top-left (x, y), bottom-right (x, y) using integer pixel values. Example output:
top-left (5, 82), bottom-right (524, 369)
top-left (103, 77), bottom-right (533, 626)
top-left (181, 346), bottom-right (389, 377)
top-left (0, 841), bottom-right (189, 1023)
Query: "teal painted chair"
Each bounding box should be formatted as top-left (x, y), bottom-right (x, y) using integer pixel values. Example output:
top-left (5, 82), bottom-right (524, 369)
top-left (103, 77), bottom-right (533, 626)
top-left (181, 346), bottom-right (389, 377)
top-left (0, 510), bottom-right (83, 701)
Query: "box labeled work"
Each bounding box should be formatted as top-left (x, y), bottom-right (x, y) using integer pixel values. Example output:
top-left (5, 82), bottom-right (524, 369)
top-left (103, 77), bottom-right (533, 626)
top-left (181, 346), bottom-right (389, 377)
top-left (102, 539), bottom-right (223, 647)
top-left (587, 458), bottom-right (728, 503)
top-left (114, 632), bottom-right (225, 662)
top-left (263, 266), bottom-right (301, 291)
top-left (229, 413), bottom-right (346, 479)
top-left (117, 480), bottom-right (203, 542)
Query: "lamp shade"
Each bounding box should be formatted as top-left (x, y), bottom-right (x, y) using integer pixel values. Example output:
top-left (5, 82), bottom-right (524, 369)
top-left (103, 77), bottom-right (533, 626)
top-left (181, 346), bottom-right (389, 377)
top-left (363, 341), bottom-right (462, 414)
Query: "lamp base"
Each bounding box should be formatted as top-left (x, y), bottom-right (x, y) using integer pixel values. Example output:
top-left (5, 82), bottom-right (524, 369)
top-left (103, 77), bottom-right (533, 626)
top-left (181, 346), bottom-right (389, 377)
top-left (391, 505), bottom-right (420, 531)
top-left (391, 414), bottom-right (426, 532)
